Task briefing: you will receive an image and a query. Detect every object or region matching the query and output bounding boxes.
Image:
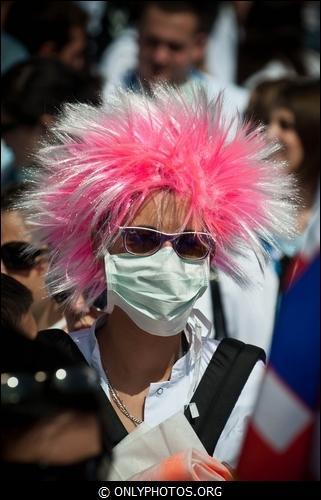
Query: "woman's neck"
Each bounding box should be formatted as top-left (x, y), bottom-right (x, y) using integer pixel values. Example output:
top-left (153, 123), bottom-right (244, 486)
top-left (96, 306), bottom-right (182, 393)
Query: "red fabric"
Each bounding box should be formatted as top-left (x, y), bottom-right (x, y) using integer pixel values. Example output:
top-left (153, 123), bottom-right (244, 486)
top-left (237, 422), bottom-right (315, 480)
top-left (281, 255), bottom-right (309, 291)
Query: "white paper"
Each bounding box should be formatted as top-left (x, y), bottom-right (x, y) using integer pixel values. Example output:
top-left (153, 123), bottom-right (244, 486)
top-left (108, 412), bottom-right (207, 480)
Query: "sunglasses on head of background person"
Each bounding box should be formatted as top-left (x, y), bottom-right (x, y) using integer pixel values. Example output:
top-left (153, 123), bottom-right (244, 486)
top-left (119, 226), bottom-right (216, 261)
top-left (1, 241), bottom-right (48, 271)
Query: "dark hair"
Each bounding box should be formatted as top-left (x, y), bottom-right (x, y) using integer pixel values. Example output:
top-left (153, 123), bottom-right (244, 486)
top-left (1, 184), bottom-right (29, 212)
top-left (0, 326), bottom-right (111, 460)
top-left (273, 79), bottom-right (320, 192)
top-left (2, 58), bottom-right (102, 126)
top-left (1, 327), bottom-right (80, 375)
top-left (1, 274), bottom-right (33, 333)
top-left (244, 79), bottom-right (290, 126)
top-left (0, 325), bottom-right (86, 436)
top-left (4, 2), bottom-right (88, 55)
top-left (0, 326), bottom-right (100, 419)
top-left (141, 1), bottom-right (218, 34)
top-left (237, 1), bottom-right (307, 84)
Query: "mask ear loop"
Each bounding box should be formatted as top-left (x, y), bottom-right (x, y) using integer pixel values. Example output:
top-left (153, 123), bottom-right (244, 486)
top-left (183, 256), bottom-right (211, 402)
top-left (192, 308), bottom-right (212, 337)
top-left (103, 251), bottom-right (116, 314)
top-left (188, 256), bottom-right (212, 339)
top-left (184, 311), bottom-right (203, 403)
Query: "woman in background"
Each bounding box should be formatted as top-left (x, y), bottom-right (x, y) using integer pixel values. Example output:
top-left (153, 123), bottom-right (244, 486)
top-left (217, 78), bottom-right (320, 354)
top-left (20, 85), bottom-right (295, 477)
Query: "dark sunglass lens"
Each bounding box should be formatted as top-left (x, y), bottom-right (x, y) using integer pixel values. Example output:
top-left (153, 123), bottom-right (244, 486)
top-left (1, 242), bottom-right (39, 270)
top-left (125, 229), bottom-right (161, 255)
top-left (175, 233), bottom-right (210, 260)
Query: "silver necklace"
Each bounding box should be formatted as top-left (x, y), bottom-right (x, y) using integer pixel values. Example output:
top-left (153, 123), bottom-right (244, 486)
top-left (104, 371), bottom-right (143, 427)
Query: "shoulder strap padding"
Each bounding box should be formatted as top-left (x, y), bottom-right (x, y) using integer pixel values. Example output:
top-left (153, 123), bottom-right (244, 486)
top-left (185, 338), bottom-right (265, 455)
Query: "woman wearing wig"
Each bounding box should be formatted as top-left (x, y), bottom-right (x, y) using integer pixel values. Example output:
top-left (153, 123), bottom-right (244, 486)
top-left (23, 85), bottom-right (295, 479)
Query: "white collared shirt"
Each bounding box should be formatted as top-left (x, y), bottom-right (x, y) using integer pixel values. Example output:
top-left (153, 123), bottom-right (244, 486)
top-left (70, 311), bottom-right (264, 468)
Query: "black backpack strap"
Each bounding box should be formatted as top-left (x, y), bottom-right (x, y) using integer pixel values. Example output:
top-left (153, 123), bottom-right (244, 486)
top-left (184, 338), bottom-right (265, 456)
top-left (38, 329), bottom-right (129, 448)
top-left (210, 278), bottom-right (229, 340)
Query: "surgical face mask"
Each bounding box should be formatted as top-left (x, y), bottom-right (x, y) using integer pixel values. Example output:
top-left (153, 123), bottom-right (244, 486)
top-left (104, 248), bottom-right (209, 336)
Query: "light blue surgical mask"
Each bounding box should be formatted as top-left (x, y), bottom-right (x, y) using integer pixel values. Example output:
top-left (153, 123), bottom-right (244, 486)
top-left (104, 247), bottom-right (209, 336)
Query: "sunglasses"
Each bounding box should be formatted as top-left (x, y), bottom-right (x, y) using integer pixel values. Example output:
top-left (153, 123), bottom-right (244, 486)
top-left (1, 241), bottom-right (47, 271)
top-left (119, 226), bottom-right (215, 261)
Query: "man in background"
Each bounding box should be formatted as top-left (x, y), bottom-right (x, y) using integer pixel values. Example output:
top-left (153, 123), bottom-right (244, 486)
top-left (103, 1), bottom-right (249, 114)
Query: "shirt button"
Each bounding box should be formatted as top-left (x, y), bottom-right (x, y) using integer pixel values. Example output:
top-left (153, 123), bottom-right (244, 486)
top-left (156, 388), bottom-right (164, 396)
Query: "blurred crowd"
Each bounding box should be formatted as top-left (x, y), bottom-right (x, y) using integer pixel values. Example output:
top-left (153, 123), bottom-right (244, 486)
top-left (1, 0), bottom-right (320, 481)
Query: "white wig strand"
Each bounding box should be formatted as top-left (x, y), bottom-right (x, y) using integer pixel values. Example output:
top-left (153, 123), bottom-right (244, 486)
top-left (20, 84), bottom-right (298, 304)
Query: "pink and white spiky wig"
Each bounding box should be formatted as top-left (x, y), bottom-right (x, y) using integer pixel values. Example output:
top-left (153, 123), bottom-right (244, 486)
top-left (22, 84), bottom-right (297, 304)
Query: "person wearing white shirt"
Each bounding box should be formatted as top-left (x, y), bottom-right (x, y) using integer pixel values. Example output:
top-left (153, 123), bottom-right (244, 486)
top-left (213, 79), bottom-right (320, 357)
top-left (23, 84), bottom-right (295, 478)
top-left (100, 1), bottom-right (246, 342)
top-left (101, 2), bottom-right (249, 116)
top-left (70, 312), bottom-right (265, 469)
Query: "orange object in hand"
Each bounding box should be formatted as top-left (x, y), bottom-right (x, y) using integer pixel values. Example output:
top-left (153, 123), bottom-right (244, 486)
top-left (129, 449), bottom-right (233, 481)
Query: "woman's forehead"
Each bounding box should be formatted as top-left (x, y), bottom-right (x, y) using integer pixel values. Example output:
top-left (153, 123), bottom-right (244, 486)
top-left (270, 106), bottom-right (295, 121)
top-left (130, 192), bottom-right (203, 232)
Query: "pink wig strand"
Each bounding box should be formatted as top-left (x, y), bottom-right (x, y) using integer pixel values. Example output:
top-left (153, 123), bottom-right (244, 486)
top-left (22, 84), bottom-right (297, 304)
